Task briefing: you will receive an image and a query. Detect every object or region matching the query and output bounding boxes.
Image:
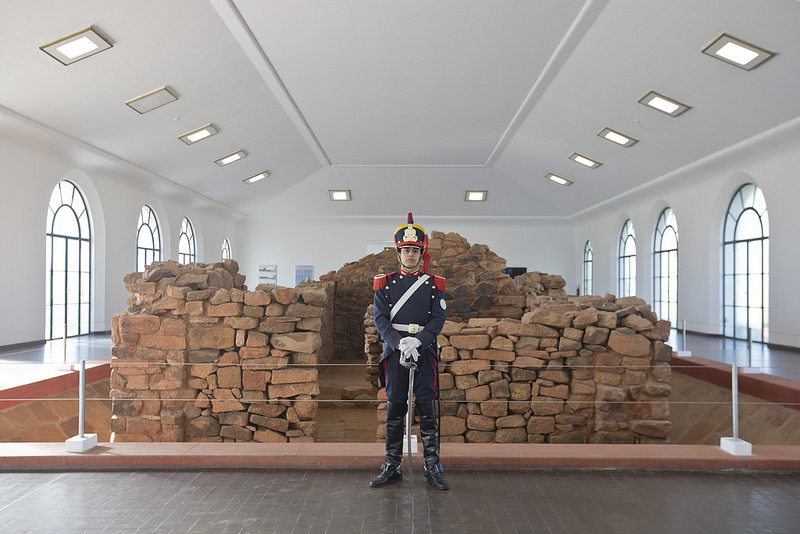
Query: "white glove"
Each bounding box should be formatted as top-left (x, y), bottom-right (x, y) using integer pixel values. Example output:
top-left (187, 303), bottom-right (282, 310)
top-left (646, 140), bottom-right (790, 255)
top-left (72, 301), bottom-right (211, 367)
top-left (399, 347), bottom-right (419, 368)
top-left (398, 337), bottom-right (421, 368)
top-left (398, 337), bottom-right (421, 353)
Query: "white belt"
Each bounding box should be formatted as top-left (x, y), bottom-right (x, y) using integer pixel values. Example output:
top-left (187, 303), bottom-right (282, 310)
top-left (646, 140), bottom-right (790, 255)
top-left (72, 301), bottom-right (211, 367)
top-left (393, 323), bottom-right (422, 334)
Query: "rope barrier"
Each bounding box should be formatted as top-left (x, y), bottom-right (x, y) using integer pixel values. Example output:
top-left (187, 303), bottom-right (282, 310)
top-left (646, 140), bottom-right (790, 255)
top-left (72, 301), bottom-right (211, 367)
top-left (2, 397), bottom-right (798, 406)
top-left (4, 360), bottom-right (799, 371)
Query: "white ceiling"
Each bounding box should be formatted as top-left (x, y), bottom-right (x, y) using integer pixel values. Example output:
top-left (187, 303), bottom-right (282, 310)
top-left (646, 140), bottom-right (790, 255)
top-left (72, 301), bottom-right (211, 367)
top-left (2, 0), bottom-right (799, 217)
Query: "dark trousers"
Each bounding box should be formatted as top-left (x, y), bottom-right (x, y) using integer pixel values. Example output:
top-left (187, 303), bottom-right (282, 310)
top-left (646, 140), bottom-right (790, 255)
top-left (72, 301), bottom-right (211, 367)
top-left (381, 350), bottom-right (438, 403)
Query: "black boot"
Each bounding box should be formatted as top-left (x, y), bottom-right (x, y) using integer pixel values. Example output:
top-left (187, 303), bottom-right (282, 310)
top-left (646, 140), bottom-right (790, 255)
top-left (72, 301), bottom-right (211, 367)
top-left (417, 400), bottom-right (449, 490)
top-left (370, 401), bottom-right (407, 488)
top-left (369, 461), bottom-right (402, 488)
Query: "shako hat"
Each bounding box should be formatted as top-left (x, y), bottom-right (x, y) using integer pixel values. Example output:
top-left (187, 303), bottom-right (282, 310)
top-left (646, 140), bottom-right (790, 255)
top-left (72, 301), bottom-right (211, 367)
top-left (394, 212), bottom-right (427, 249)
top-left (394, 212), bottom-right (431, 271)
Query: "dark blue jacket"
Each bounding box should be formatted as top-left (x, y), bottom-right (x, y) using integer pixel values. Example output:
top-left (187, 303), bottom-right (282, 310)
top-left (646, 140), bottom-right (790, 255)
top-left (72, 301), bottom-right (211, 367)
top-left (373, 271), bottom-right (447, 366)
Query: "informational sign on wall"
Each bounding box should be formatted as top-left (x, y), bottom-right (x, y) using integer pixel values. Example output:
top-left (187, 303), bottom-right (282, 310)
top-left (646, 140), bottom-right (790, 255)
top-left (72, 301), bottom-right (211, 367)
top-left (295, 265), bottom-right (313, 286)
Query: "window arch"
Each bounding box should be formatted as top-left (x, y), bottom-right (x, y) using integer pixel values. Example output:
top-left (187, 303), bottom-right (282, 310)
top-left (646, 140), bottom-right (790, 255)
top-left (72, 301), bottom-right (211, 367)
top-left (617, 219), bottom-right (636, 297)
top-left (136, 205), bottom-right (161, 272)
top-left (178, 217), bottom-right (196, 264)
top-left (221, 238), bottom-right (232, 260)
top-left (582, 241), bottom-right (593, 296)
top-left (46, 180), bottom-right (91, 340)
top-left (653, 208), bottom-right (679, 327)
top-left (723, 183), bottom-right (769, 342)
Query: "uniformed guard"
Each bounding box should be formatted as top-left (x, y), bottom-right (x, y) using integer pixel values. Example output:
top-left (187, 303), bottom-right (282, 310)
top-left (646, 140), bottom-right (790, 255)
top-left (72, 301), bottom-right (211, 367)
top-left (369, 213), bottom-right (449, 490)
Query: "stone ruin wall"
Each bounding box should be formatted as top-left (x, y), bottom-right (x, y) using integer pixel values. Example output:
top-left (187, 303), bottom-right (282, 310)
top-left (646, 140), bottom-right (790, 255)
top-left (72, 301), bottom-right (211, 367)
top-left (110, 259), bottom-right (333, 442)
top-left (354, 231), bottom-right (674, 444)
top-left (109, 231), bottom-right (673, 444)
top-left (365, 298), bottom-right (673, 444)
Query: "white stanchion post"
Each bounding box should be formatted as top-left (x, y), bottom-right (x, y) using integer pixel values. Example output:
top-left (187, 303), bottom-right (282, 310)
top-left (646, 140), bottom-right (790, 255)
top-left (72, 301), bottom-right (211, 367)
top-left (675, 318), bottom-right (692, 356)
top-left (65, 359), bottom-right (97, 452)
top-left (720, 363), bottom-right (752, 455)
top-left (56, 324), bottom-right (74, 371)
top-left (742, 327), bottom-right (760, 374)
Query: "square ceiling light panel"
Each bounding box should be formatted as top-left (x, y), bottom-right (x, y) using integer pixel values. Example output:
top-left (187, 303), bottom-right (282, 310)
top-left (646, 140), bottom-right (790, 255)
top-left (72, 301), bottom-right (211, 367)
top-left (598, 127), bottom-right (638, 148)
top-left (329, 190), bottom-right (351, 201)
top-left (639, 91), bottom-right (691, 117)
top-left (40, 27), bottom-right (112, 65)
top-left (243, 171), bottom-right (270, 184)
top-left (465, 190), bottom-right (487, 202)
top-left (126, 87), bottom-right (178, 114)
top-left (703, 34), bottom-right (774, 71)
top-left (568, 153), bottom-right (601, 169)
top-left (179, 124), bottom-right (219, 145)
top-left (546, 173), bottom-right (572, 186)
top-left (215, 150), bottom-right (247, 167)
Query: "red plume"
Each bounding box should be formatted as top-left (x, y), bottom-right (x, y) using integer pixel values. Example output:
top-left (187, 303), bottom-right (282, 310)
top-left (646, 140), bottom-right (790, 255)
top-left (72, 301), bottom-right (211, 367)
top-left (407, 212), bottom-right (414, 224)
top-left (422, 249), bottom-right (431, 273)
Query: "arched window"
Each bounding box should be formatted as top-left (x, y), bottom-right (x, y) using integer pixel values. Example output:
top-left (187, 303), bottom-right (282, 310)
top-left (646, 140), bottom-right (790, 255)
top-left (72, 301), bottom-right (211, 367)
top-left (46, 180), bottom-right (91, 340)
top-left (723, 184), bottom-right (769, 342)
top-left (582, 241), bottom-right (593, 296)
top-left (617, 219), bottom-right (636, 297)
top-left (221, 238), bottom-right (232, 260)
top-left (178, 217), bottom-right (196, 265)
top-left (136, 205), bottom-right (161, 272)
top-left (653, 208), bottom-right (679, 327)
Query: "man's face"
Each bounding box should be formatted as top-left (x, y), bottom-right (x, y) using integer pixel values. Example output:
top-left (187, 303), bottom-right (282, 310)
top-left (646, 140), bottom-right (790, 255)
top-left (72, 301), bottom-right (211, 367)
top-left (398, 246), bottom-right (422, 271)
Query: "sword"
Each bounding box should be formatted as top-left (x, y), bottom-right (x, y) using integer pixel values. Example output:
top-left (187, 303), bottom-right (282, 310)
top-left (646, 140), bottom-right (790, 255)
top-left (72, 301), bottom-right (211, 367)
top-left (406, 363), bottom-right (416, 486)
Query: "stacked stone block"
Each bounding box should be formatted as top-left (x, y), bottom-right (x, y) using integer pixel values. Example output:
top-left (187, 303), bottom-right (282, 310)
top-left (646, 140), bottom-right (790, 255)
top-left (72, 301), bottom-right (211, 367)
top-left (110, 260), bottom-right (331, 443)
top-left (366, 295), bottom-right (673, 444)
top-left (325, 231), bottom-right (553, 386)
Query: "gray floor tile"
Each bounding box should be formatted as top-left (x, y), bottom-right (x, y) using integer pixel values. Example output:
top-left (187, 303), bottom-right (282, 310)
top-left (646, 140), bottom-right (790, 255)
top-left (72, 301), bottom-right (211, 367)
top-left (0, 469), bottom-right (798, 533)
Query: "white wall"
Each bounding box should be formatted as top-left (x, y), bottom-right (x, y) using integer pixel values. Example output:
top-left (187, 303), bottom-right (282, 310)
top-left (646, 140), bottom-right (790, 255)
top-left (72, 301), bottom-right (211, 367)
top-left (0, 109), bottom-right (241, 346)
top-left (4, 106), bottom-right (800, 351)
top-left (571, 117), bottom-right (800, 348)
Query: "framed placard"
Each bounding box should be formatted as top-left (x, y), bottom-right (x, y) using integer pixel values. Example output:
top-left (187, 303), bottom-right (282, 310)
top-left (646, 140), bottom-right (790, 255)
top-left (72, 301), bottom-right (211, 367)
top-left (295, 265), bottom-right (313, 286)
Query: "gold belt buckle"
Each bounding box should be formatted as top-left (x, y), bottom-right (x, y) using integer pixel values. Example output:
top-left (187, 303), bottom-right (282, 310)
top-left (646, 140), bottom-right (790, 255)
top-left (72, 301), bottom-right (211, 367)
top-left (408, 323), bottom-right (420, 334)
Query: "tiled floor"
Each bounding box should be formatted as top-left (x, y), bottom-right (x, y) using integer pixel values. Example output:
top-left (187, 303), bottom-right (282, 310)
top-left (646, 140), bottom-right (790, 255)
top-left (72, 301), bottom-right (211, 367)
top-left (0, 335), bottom-right (113, 391)
top-left (667, 331), bottom-right (800, 382)
top-left (0, 468), bottom-right (797, 533)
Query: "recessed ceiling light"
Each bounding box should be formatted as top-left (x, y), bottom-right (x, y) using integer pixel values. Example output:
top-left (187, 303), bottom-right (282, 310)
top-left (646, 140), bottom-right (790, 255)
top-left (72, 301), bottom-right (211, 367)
top-left (126, 87), bottom-right (178, 114)
top-left (465, 190), bottom-right (487, 202)
top-left (215, 150), bottom-right (247, 167)
top-left (40, 27), bottom-right (112, 65)
top-left (546, 173), bottom-right (572, 186)
top-left (639, 91), bottom-right (690, 117)
top-left (568, 153), bottom-right (601, 169)
top-left (703, 33), bottom-right (774, 71)
top-left (598, 127), bottom-right (638, 148)
top-left (179, 124), bottom-right (219, 145)
top-left (329, 190), bottom-right (351, 201)
top-left (244, 171), bottom-right (270, 184)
